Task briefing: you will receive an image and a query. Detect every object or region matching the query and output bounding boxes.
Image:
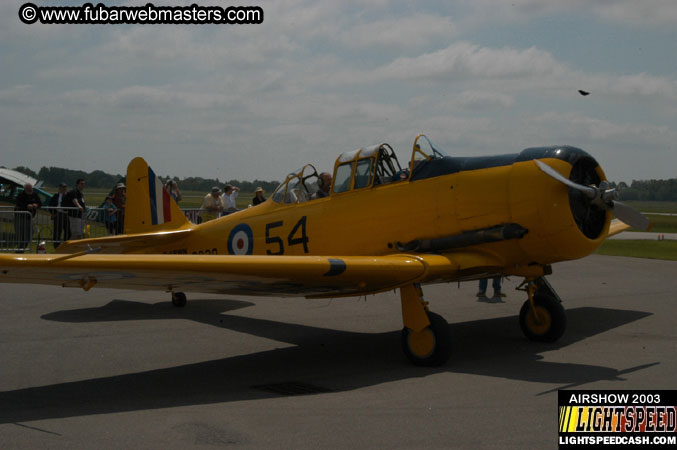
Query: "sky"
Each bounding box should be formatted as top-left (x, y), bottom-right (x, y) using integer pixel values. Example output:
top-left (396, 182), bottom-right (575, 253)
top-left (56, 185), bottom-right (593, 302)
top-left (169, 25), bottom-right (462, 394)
top-left (1, 0), bottom-right (676, 183)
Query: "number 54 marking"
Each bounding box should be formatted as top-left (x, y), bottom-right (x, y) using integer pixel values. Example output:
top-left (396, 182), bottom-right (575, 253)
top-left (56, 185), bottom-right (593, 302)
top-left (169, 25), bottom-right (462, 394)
top-left (266, 216), bottom-right (309, 255)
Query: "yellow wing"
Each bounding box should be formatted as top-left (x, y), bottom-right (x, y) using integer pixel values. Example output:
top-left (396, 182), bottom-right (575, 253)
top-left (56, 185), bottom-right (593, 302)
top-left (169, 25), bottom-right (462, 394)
top-left (0, 251), bottom-right (503, 297)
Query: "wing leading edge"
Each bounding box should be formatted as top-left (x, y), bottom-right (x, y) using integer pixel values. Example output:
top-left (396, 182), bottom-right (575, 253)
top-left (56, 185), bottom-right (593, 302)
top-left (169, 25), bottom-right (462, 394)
top-left (0, 251), bottom-right (504, 297)
top-left (0, 253), bottom-right (423, 297)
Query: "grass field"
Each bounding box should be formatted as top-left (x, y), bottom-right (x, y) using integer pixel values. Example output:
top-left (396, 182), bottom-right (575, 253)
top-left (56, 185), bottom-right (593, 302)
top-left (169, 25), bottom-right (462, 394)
top-left (624, 200), bottom-right (677, 214)
top-left (640, 215), bottom-right (677, 233)
top-left (596, 239), bottom-right (677, 261)
top-left (619, 201), bottom-right (677, 233)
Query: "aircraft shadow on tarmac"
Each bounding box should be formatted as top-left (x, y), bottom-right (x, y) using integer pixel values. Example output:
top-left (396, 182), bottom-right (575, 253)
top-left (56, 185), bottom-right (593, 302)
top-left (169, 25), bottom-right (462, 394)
top-left (0, 298), bottom-right (656, 424)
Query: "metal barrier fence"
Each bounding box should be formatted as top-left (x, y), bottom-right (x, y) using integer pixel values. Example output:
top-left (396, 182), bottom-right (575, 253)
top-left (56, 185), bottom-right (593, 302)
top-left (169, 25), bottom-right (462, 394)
top-left (0, 206), bottom-right (206, 253)
top-left (0, 209), bottom-right (33, 253)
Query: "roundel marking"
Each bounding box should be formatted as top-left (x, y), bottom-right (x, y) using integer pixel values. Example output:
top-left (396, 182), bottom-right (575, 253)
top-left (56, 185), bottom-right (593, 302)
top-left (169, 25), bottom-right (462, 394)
top-left (228, 223), bottom-right (254, 255)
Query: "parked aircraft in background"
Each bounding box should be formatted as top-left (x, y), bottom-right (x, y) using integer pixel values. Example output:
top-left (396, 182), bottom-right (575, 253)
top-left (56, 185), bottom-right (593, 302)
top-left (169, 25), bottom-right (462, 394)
top-left (0, 167), bottom-right (52, 207)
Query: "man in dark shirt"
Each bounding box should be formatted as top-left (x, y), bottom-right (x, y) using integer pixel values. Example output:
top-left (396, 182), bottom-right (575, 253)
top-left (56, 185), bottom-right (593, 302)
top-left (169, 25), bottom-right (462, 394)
top-left (65, 178), bottom-right (86, 239)
top-left (47, 182), bottom-right (71, 248)
top-left (14, 183), bottom-right (41, 251)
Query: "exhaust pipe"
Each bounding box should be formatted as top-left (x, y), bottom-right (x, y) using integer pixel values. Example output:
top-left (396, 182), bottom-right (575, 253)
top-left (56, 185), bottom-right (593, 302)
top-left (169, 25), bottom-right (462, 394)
top-left (396, 223), bottom-right (528, 253)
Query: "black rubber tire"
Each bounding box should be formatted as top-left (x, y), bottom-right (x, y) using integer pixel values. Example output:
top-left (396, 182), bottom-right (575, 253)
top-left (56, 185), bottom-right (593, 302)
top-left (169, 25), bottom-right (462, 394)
top-left (171, 292), bottom-right (187, 308)
top-left (519, 293), bottom-right (566, 342)
top-left (401, 311), bottom-right (452, 366)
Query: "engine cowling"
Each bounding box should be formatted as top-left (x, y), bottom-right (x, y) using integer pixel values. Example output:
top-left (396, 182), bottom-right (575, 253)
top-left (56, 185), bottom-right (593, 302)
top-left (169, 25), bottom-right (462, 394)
top-left (509, 146), bottom-right (611, 264)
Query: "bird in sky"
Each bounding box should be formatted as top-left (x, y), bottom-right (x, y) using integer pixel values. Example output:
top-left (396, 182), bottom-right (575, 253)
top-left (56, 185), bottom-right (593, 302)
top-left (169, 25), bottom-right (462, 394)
top-left (578, 90), bottom-right (590, 96)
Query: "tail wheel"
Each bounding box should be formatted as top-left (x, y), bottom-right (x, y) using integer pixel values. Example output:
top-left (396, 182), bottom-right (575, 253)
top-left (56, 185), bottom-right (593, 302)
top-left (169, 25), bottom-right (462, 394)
top-left (171, 292), bottom-right (187, 308)
top-left (519, 293), bottom-right (566, 342)
top-left (401, 311), bottom-right (451, 366)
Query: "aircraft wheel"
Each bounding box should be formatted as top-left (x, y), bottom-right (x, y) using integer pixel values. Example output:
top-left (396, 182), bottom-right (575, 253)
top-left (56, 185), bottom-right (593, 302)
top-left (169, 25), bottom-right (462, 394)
top-left (519, 293), bottom-right (566, 342)
top-left (171, 292), bottom-right (187, 308)
top-left (401, 311), bottom-right (451, 366)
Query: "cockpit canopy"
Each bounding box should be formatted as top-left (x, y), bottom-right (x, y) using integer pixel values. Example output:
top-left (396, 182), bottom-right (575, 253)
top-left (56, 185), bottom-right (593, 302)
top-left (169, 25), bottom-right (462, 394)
top-left (332, 135), bottom-right (447, 194)
top-left (333, 143), bottom-right (400, 193)
top-left (271, 135), bottom-right (447, 204)
top-left (271, 164), bottom-right (320, 204)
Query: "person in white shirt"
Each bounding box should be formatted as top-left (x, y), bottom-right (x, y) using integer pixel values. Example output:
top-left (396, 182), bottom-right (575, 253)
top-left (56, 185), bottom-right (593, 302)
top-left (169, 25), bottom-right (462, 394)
top-left (221, 184), bottom-right (240, 215)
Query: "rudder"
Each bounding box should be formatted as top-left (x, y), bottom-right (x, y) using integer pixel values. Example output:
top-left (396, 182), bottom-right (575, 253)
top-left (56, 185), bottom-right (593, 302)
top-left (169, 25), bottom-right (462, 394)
top-left (124, 157), bottom-right (191, 234)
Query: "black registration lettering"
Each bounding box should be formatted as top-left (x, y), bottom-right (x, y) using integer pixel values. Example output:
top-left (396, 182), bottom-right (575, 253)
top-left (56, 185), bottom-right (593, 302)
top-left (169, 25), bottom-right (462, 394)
top-left (265, 217), bottom-right (309, 254)
top-left (287, 216), bottom-right (309, 253)
top-left (266, 221), bottom-right (284, 255)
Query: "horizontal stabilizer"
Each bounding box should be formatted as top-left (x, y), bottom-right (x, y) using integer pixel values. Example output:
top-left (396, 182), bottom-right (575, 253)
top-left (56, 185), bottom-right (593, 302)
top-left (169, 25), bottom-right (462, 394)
top-left (607, 219), bottom-right (632, 238)
top-left (56, 229), bottom-right (193, 254)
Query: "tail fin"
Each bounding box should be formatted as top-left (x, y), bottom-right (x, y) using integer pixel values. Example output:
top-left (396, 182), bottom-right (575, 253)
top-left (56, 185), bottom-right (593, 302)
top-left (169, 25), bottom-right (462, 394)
top-left (124, 157), bottom-right (191, 234)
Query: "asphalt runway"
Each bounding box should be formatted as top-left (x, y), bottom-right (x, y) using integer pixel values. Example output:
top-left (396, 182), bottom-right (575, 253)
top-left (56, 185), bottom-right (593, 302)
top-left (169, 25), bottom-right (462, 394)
top-left (609, 231), bottom-right (676, 240)
top-left (0, 255), bottom-right (675, 449)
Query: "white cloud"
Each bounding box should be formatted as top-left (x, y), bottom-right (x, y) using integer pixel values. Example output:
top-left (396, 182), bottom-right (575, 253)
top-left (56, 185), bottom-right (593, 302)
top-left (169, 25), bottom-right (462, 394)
top-left (455, 91), bottom-right (514, 110)
top-left (592, 0), bottom-right (677, 27)
top-left (338, 13), bottom-right (457, 50)
top-left (60, 86), bottom-right (238, 111)
top-left (456, 0), bottom-right (677, 28)
top-left (337, 42), bottom-right (564, 83)
top-left (608, 73), bottom-right (677, 98)
top-left (533, 111), bottom-right (675, 143)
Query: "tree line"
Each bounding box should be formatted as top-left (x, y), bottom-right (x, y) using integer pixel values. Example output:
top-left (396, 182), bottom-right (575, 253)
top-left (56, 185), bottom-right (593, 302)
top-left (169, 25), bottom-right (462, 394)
top-left (609, 179), bottom-right (677, 201)
top-left (13, 165), bottom-right (281, 194)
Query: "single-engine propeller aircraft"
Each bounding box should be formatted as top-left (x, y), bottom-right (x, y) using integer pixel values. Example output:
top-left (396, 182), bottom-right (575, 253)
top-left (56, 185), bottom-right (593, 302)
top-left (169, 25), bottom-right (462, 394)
top-left (0, 135), bottom-right (651, 365)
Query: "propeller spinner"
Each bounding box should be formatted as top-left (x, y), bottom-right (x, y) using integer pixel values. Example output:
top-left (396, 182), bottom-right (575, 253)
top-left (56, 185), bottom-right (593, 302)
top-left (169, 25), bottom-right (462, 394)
top-left (535, 159), bottom-right (652, 232)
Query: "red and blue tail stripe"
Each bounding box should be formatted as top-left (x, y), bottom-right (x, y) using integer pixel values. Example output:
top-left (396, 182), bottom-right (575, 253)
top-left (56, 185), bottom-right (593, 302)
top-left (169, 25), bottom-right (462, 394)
top-left (148, 167), bottom-right (171, 225)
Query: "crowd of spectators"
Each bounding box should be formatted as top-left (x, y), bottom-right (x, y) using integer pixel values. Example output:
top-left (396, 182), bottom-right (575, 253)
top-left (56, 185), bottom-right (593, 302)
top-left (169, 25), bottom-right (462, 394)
top-left (10, 176), bottom-right (278, 249)
top-left (198, 183), bottom-right (268, 222)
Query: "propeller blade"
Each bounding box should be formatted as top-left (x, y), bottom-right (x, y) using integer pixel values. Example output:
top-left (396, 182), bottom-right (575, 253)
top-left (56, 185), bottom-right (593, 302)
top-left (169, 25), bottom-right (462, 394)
top-left (534, 160), bottom-right (597, 199)
top-left (611, 201), bottom-right (652, 232)
top-left (534, 160), bottom-right (652, 232)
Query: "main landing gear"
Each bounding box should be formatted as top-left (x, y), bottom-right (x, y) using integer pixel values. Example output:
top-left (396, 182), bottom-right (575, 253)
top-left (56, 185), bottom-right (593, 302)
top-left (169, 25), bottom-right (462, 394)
top-left (517, 277), bottom-right (566, 342)
top-left (398, 277), bottom-right (567, 366)
top-left (400, 284), bottom-right (452, 366)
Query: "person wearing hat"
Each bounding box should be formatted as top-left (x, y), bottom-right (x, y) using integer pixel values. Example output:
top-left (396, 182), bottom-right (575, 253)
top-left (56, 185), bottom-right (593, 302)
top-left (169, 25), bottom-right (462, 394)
top-left (221, 184), bottom-right (240, 215)
top-left (47, 182), bottom-right (71, 247)
top-left (165, 179), bottom-right (182, 203)
top-left (200, 186), bottom-right (224, 222)
top-left (252, 187), bottom-right (266, 206)
top-left (112, 182), bottom-right (126, 234)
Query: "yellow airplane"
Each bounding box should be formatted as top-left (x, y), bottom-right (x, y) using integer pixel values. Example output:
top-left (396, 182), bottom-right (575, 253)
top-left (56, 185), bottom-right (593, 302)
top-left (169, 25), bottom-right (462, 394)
top-left (0, 134), bottom-right (651, 366)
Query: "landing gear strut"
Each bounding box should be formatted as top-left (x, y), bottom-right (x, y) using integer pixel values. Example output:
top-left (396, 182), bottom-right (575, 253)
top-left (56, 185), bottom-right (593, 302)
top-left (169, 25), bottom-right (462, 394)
top-left (171, 291), bottom-right (187, 308)
top-left (400, 284), bottom-right (451, 366)
top-left (517, 278), bottom-right (566, 342)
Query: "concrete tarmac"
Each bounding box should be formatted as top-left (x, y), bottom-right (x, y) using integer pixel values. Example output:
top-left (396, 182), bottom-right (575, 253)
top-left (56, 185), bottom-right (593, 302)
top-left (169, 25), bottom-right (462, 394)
top-left (0, 255), bottom-right (675, 449)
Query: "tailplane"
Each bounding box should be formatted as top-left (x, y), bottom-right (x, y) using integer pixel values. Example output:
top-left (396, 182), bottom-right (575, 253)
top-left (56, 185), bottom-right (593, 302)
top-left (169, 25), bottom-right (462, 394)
top-left (125, 157), bottom-right (191, 234)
